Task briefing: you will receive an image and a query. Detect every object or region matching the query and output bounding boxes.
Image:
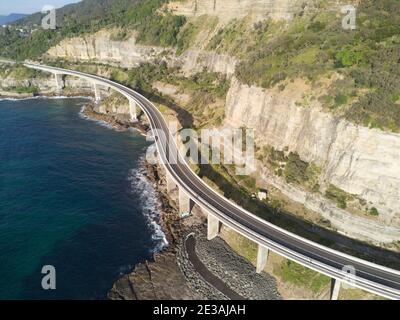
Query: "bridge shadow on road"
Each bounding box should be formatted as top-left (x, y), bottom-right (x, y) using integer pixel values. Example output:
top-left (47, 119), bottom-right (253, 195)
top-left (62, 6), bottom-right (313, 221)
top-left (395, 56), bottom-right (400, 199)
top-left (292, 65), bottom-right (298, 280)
top-left (139, 89), bottom-right (194, 128)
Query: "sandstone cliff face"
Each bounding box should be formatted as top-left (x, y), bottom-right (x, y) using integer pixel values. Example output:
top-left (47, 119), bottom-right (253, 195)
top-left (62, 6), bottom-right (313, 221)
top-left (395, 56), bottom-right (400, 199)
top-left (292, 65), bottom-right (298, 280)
top-left (173, 49), bottom-right (238, 76)
top-left (167, 0), bottom-right (296, 22)
top-left (259, 167), bottom-right (400, 244)
top-left (225, 77), bottom-right (400, 236)
top-left (167, 0), bottom-right (357, 23)
top-left (0, 75), bottom-right (96, 94)
top-left (93, 93), bottom-right (130, 117)
top-left (46, 30), bottom-right (164, 68)
top-left (46, 30), bottom-right (237, 77)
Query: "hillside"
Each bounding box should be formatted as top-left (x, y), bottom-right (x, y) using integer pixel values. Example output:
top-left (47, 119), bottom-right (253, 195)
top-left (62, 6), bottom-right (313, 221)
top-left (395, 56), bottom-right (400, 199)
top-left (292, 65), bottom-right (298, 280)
top-left (3, 0), bottom-right (185, 59)
top-left (3, 0), bottom-right (400, 132)
top-left (0, 13), bottom-right (27, 25)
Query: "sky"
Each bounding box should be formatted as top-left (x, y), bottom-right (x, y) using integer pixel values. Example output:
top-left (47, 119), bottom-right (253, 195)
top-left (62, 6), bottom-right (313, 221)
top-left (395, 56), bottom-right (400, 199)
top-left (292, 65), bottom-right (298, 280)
top-left (0, 0), bottom-right (81, 15)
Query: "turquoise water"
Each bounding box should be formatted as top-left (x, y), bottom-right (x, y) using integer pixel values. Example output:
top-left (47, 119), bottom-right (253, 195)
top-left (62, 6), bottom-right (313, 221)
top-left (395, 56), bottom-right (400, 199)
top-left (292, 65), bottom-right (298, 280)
top-left (0, 98), bottom-right (166, 299)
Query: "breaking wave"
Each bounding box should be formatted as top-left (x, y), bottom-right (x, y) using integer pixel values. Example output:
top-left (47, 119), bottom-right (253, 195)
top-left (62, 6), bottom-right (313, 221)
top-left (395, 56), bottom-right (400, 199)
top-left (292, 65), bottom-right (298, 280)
top-left (127, 158), bottom-right (168, 253)
top-left (78, 105), bottom-right (116, 130)
top-left (78, 105), bottom-right (165, 253)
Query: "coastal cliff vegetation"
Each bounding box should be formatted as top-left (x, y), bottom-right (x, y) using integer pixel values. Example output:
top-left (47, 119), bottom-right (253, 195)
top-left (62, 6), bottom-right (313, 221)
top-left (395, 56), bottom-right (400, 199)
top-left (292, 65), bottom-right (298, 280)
top-left (2, 0), bottom-right (400, 132)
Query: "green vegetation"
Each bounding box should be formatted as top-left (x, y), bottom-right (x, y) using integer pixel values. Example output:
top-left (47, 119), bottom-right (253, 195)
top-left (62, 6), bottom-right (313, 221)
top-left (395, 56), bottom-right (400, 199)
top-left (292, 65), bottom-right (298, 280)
top-left (284, 152), bottom-right (311, 185)
top-left (335, 46), bottom-right (365, 67)
top-left (223, 227), bottom-right (332, 297)
top-left (259, 146), bottom-right (321, 191)
top-left (2, 0), bottom-right (186, 60)
top-left (193, 157), bottom-right (338, 249)
top-left (173, 71), bottom-right (230, 99)
top-left (334, 93), bottom-right (349, 106)
top-left (109, 30), bottom-right (130, 42)
top-left (176, 22), bottom-right (199, 55)
top-left (177, 15), bottom-right (219, 55)
top-left (325, 184), bottom-right (354, 209)
top-left (42, 58), bottom-right (228, 128)
top-left (76, 61), bottom-right (172, 96)
top-left (0, 64), bottom-right (46, 80)
top-left (232, 0), bottom-right (400, 132)
top-left (196, 162), bottom-right (256, 202)
top-left (235, 15), bottom-right (329, 88)
top-left (369, 207), bottom-right (380, 216)
top-left (207, 19), bottom-right (250, 57)
top-left (110, 68), bottom-right (129, 83)
top-left (339, 287), bottom-right (385, 300)
top-left (120, 5), bottom-right (186, 47)
top-left (258, 147), bottom-right (380, 215)
top-left (222, 229), bottom-right (259, 263)
top-left (0, 86), bottom-right (39, 94)
top-left (274, 260), bottom-right (331, 293)
top-left (161, 70), bottom-right (230, 128)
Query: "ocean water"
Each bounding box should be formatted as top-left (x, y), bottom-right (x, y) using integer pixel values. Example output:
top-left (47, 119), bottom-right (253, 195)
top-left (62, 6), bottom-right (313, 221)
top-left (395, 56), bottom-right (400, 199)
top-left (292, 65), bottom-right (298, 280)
top-left (0, 98), bottom-right (167, 299)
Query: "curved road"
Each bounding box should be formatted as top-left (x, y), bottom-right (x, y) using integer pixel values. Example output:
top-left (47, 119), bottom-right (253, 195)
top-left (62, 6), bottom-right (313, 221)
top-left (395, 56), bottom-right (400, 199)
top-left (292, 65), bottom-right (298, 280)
top-left (185, 234), bottom-right (244, 300)
top-left (24, 62), bottom-right (400, 300)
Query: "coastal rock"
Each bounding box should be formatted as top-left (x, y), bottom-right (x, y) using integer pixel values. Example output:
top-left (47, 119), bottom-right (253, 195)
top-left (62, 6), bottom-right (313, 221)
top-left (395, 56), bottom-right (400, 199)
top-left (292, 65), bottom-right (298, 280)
top-left (108, 250), bottom-right (201, 300)
top-left (0, 74), bottom-right (101, 96)
top-left (173, 49), bottom-right (238, 77)
top-left (191, 227), bottom-right (281, 300)
top-left (46, 29), bottom-right (164, 68)
top-left (45, 29), bottom-right (238, 77)
top-left (167, 0), bottom-right (297, 23)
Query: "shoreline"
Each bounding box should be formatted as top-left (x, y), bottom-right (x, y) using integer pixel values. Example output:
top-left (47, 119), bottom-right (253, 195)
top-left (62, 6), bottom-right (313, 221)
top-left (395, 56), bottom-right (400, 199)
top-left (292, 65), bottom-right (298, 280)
top-left (0, 90), bottom-right (92, 100)
top-left (1, 91), bottom-right (281, 300)
top-left (1, 93), bottom-right (181, 297)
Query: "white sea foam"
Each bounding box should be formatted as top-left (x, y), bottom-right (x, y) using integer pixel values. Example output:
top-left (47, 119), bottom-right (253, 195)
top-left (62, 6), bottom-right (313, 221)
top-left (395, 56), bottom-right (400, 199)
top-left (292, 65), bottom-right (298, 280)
top-left (79, 105), bottom-right (127, 131)
top-left (128, 159), bottom-right (169, 253)
top-left (78, 105), bottom-right (138, 133)
top-left (78, 105), bottom-right (117, 130)
top-left (78, 107), bottom-right (164, 252)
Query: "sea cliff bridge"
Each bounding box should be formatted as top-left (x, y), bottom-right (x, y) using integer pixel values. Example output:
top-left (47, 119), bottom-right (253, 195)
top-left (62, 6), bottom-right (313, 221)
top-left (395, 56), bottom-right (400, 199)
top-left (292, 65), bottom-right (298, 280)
top-left (21, 62), bottom-right (400, 300)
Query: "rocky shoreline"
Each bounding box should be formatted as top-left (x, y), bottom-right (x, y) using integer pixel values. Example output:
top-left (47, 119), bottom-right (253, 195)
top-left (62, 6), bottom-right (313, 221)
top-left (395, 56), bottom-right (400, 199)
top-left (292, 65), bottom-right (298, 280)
top-left (1, 92), bottom-right (281, 300)
top-left (108, 154), bottom-right (281, 300)
top-left (76, 99), bottom-right (209, 299)
top-left (81, 102), bottom-right (150, 134)
top-left (87, 106), bottom-right (282, 300)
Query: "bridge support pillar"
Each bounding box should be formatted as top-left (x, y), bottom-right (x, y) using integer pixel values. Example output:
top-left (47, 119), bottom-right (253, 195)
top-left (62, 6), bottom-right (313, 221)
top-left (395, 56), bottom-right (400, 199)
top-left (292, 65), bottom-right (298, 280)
top-left (207, 213), bottom-right (220, 240)
top-left (330, 279), bottom-right (341, 300)
top-left (129, 98), bottom-right (138, 122)
top-left (54, 73), bottom-right (64, 91)
top-left (166, 171), bottom-right (176, 193)
top-left (179, 187), bottom-right (193, 216)
top-left (93, 83), bottom-right (101, 102)
top-left (256, 245), bottom-right (269, 273)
